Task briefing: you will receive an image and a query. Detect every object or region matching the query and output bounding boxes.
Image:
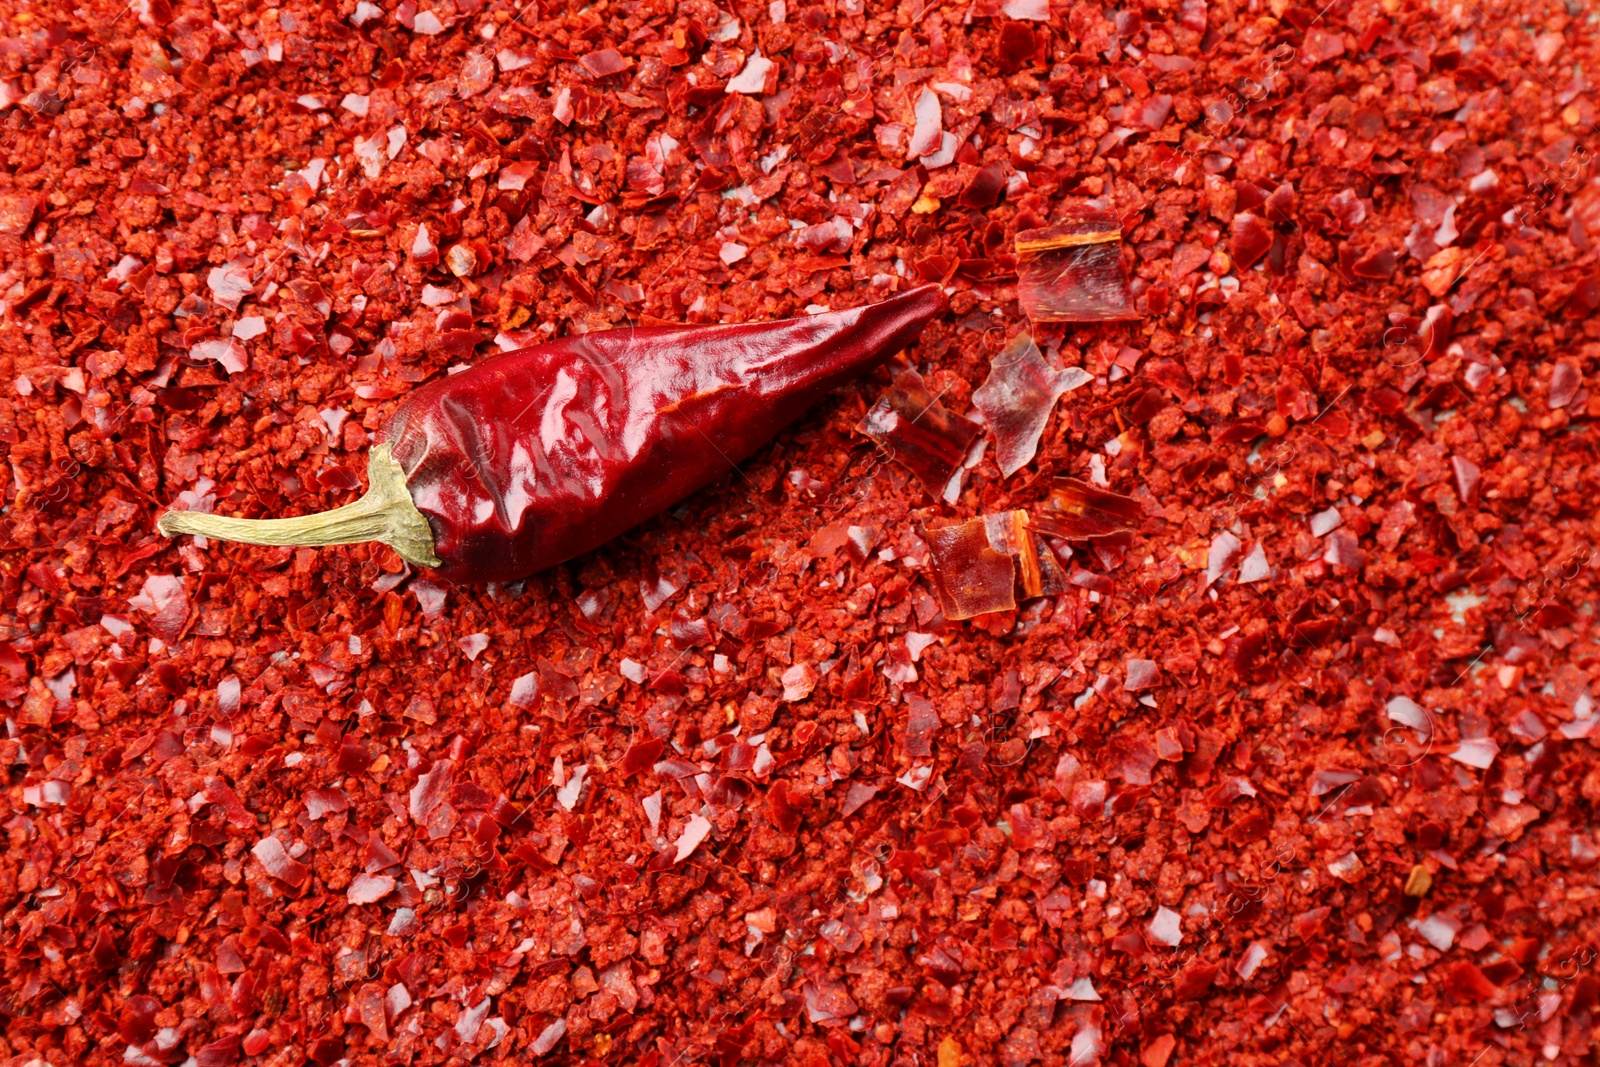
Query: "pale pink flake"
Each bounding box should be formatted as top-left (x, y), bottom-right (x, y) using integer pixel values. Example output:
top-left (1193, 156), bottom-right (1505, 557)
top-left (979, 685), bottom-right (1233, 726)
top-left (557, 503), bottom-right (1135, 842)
top-left (1204, 530), bottom-right (1240, 586)
top-left (1449, 737), bottom-right (1499, 770)
top-left (304, 787), bottom-right (349, 819)
top-left (556, 764), bottom-right (588, 811)
top-left (1309, 507), bottom-right (1343, 536)
top-left (1237, 542), bottom-right (1271, 583)
top-left (641, 575), bottom-right (679, 611)
top-left (1434, 203), bottom-right (1458, 247)
top-left (1322, 529), bottom-right (1364, 569)
top-left (599, 962), bottom-right (640, 1012)
top-left (1550, 361), bottom-right (1581, 409)
top-left (1416, 913), bottom-right (1461, 950)
top-left (1386, 696), bottom-right (1429, 730)
top-left (354, 134), bottom-right (384, 178)
top-left (348, 872), bottom-right (396, 905)
top-left (907, 87), bottom-right (942, 159)
top-left (409, 760), bottom-right (454, 823)
top-left (1002, 0), bottom-right (1050, 18)
top-left (875, 122), bottom-right (908, 155)
top-left (1123, 658), bottom-right (1160, 691)
top-left (645, 132), bottom-right (679, 170)
top-left (107, 255), bottom-right (142, 283)
top-left (719, 242), bottom-right (748, 265)
top-left (1070, 779), bottom-right (1107, 814)
top-left (1064, 977), bottom-right (1100, 1001)
top-left (129, 574), bottom-right (189, 641)
top-left (1236, 941), bottom-right (1269, 979)
top-left (411, 222), bottom-right (436, 260)
top-left (190, 338), bottom-right (248, 374)
top-left (796, 217), bottom-right (852, 253)
top-left (207, 264), bottom-right (254, 311)
top-left (1451, 455), bottom-right (1480, 502)
top-left (409, 578), bottom-right (447, 616)
top-left (553, 86), bottom-right (574, 125)
top-left (232, 316), bottom-right (267, 341)
top-left (882, 644), bottom-right (917, 685)
top-left (454, 999), bottom-right (491, 1042)
top-left (725, 52), bottom-right (774, 94)
top-left (919, 131), bottom-right (958, 168)
top-left (458, 52), bottom-right (494, 97)
top-left (1054, 752), bottom-right (1082, 797)
top-left (252, 836), bottom-right (309, 885)
top-left (508, 671), bottom-right (538, 707)
top-left (458, 633), bottom-right (489, 661)
top-left (781, 663), bottom-right (818, 701)
top-left (897, 765), bottom-right (933, 791)
top-left (673, 813), bottom-right (713, 861)
top-left (319, 408), bottom-right (348, 440)
top-left (530, 1019), bottom-right (566, 1056)
top-left (498, 161), bottom-right (538, 191)
top-left (1069, 1022), bottom-right (1102, 1066)
top-left (1146, 906), bottom-right (1182, 946)
top-left (1534, 31), bottom-right (1565, 64)
top-left (412, 9), bottom-right (444, 33)
top-left (498, 48), bottom-right (535, 71)
top-left (1560, 717), bottom-right (1598, 740)
top-left (341, 93), bottom-right (369, 116)
top-left (1308, 769), bottom-right (1360, 796)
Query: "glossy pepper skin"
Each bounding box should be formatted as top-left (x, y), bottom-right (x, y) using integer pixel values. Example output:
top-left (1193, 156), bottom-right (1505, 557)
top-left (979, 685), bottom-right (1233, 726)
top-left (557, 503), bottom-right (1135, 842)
top-left (383, 285), bottom-right (944, 582)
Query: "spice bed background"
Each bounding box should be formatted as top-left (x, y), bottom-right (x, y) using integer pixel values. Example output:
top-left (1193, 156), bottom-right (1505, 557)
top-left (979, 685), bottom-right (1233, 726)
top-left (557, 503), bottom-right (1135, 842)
top-left (4, 0), bottom-right (1600, 1065)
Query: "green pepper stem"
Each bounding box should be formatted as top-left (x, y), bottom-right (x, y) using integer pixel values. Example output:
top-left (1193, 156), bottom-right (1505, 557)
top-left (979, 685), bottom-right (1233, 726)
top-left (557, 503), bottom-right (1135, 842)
top-left (156, 443), bottom-right (441, 568)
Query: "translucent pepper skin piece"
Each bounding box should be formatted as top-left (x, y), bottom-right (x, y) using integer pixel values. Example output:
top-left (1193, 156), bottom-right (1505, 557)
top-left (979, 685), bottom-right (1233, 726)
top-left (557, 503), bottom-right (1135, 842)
top-left (384, 285), bottom-right (945, 582)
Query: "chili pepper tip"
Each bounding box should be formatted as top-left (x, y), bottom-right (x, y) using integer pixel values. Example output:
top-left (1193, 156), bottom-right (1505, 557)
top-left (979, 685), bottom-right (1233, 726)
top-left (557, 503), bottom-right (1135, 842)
top-left (155, 444), bottom-right (441, 568)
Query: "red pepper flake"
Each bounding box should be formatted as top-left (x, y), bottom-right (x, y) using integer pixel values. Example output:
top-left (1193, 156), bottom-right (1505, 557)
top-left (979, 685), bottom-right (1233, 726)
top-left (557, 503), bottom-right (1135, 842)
top-left (1033, 477), bottom-right (1142, 539)
top-left (841, 780), bottom-right (879, 816)
top-left (858, 364), bottom-right (981, 499)
top-left (1016, 209), bottom-right (1139, 322)
top-left (972, 334), bottom-right (1093, 476)
top-left (1230, 213), bottom-right (1273, 270)
top-left (924, 511), bottom-right (1064, 620)
top-left (1550, 360), bottom-right (1582, 408)
top-left (251, 837), bottom-right (309, 887)
top-left (578, 48), bottom-right (628, 79)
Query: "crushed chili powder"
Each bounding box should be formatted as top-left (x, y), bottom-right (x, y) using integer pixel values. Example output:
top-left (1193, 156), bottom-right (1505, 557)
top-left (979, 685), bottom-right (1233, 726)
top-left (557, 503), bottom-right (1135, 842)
top-left (3, 0), bottom-right (1600, 1064)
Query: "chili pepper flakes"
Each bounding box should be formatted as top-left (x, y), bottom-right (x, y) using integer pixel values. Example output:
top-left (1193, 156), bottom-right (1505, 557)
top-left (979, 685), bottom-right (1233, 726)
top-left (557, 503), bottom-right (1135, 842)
top-left (6, 0), bottom-right (1600, 1065)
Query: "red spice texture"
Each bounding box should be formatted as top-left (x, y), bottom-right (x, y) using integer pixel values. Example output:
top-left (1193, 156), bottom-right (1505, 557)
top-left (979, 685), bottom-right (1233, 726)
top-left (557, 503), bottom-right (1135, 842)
top-left (5, 0), bottom-right (1600, 1064)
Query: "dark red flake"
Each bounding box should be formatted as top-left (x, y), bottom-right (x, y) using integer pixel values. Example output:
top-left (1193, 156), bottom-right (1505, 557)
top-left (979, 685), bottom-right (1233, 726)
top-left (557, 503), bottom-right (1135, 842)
top-left (1230, 214), bottom-right (1273, 270)
top-left (858, 364), bottom-right (981, 499)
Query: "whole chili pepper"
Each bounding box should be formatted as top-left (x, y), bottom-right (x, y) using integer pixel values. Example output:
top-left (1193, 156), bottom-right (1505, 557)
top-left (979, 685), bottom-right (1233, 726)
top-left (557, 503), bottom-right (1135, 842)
top-left (159, 286), bottom-right (945, 582)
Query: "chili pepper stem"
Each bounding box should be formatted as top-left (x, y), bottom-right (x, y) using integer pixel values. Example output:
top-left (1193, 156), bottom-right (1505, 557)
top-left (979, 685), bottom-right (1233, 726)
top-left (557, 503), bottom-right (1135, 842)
top-left (156, 443), bottom-right (442, 568)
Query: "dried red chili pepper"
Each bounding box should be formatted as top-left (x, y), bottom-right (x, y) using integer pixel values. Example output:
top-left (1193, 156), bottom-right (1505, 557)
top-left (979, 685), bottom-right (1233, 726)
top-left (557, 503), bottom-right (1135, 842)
top-left (158, 287), bottom-right (944, 581)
